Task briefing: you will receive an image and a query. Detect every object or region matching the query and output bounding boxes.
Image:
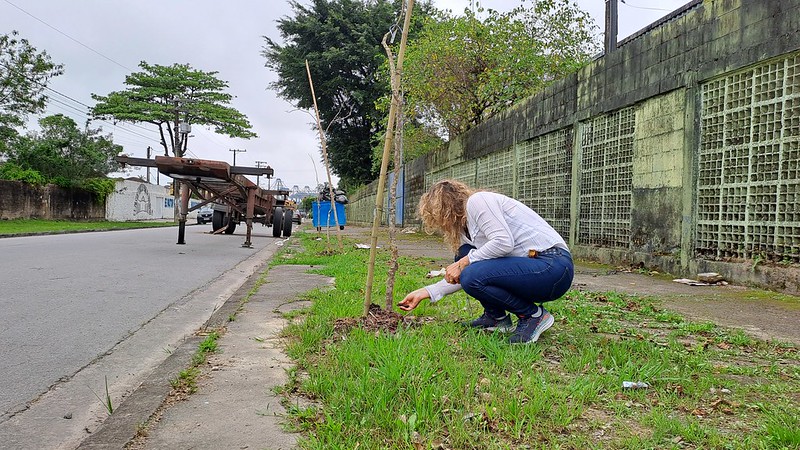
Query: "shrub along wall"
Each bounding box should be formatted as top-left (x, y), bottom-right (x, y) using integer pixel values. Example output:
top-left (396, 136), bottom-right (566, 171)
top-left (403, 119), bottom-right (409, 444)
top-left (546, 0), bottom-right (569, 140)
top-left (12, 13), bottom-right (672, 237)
top-left (0, 180), bottom-right (105, 220)
top-left (348, 0), bottom-right (800, 294)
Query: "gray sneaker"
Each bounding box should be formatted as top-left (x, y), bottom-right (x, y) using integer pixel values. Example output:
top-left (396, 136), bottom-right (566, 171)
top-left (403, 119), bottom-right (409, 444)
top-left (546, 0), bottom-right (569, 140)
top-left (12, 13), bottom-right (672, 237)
top-left (509, 308), bottom-right (554, 344)
top-left (465, 313), bottom-right (514, 333)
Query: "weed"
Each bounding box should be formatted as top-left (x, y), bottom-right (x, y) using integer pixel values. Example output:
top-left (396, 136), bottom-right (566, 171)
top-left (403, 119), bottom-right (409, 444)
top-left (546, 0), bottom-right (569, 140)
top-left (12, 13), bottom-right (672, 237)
top-left (170, 367), bottom-right (200, 394)
top-left (192, 332), bottom-right (220, 366)
top-left (90, 375), bottom-right (114, 415)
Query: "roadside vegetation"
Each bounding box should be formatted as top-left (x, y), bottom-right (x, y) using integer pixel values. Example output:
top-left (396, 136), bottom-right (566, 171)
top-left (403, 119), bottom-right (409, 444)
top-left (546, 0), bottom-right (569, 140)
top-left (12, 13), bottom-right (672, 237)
top-left (0, 218), bottom-right (174, 235)
top-left (275, 232), bottom-right (799, 449)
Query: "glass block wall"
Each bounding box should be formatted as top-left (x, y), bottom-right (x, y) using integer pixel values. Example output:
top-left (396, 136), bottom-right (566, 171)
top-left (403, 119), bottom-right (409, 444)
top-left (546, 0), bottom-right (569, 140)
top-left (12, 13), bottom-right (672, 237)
top-left (424, 161), bottom-right (477, 191)
top-left (697, 53), bottom-right (800, 262)
top-left (476, 147), bottom-right (515, 197)
top-left (517, 129), bottom-right (573, 238)
top-left (577, 107), bottom-right (636, 248)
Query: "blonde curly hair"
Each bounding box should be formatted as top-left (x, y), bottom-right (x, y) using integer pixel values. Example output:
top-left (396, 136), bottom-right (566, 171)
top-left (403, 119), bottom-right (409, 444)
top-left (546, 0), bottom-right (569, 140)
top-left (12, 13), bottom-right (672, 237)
top-left (417, 179), bottom-right (475, 251)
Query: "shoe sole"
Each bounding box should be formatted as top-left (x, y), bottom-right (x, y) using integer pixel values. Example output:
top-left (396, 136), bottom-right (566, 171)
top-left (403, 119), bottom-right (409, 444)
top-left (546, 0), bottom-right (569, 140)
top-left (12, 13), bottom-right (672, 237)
top-left (514, 313), bottom-right (554, 344)
top-left (484, 324), bottom-right (514, 333)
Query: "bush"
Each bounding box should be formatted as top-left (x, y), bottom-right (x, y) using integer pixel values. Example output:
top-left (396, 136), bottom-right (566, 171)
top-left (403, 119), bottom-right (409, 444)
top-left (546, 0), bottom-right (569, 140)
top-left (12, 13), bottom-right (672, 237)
top-left (0, 162), bottom-right (46, 185)
top-left (81, 178), bottom-right (116, 203)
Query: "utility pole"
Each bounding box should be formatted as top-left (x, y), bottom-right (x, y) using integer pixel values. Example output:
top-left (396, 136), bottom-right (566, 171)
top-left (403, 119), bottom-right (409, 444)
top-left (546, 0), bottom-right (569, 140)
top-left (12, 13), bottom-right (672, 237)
top-left (146, 146), bottom-right (151, 183)
top-left (230, 148), bottom-right (246, 166)
top-left (255, 160), bottom-right (267, 188)
top-left (605, 0), bottom-right (619, 54)
top-left (172, 98), bottom-right (193, 242)
top-left (173, 100), bottom-right (182, 157)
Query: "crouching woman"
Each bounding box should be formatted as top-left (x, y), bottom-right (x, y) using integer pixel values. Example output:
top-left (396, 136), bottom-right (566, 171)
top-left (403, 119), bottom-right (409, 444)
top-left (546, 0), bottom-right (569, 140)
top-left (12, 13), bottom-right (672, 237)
top-left (397, 179), bottom-right (573, 344)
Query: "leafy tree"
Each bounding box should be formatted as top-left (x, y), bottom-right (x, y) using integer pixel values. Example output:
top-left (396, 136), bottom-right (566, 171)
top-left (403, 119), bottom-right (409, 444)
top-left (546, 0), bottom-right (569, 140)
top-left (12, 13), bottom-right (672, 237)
top-left (371, 87), bottom-right (444, 173)
top-left (262, 0), bottom-right (432, 188)
top-left (2, 114), bottom-right (122, 187)
top-left (403, 0), bottom-right (600, 138)
top-left (0, 31), bottom-right (63, 129)
top-left (300, 195), bottom-right (314, 212)
top-left (91, 62), bottom-right (256, 157)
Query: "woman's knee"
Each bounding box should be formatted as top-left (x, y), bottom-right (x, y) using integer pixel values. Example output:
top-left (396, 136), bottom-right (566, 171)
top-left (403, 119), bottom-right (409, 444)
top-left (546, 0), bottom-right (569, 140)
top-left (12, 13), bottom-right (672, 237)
top-left (459, 267), bottom-right (481, 294)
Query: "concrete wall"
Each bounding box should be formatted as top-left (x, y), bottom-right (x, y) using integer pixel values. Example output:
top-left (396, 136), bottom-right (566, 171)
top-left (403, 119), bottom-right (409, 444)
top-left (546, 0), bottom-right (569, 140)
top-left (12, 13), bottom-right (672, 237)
top-left (0, 180), bottom-right (105, 220)
top-left (106, 179), bottom-right (201, 221)
top-left (0, 179), bottom-right (200, 222)
top-left (348, 0), bottom-right (800, 294)
top-left (106, 180), bottom-right (171, 221)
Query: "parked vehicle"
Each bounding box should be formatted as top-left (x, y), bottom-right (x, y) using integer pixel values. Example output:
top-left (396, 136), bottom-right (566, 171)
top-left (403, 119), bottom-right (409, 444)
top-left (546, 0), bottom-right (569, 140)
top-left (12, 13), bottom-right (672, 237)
top-left (196, 206), bottom-right (214, 224)
top-left (293, 209), bottom-right (306, 225)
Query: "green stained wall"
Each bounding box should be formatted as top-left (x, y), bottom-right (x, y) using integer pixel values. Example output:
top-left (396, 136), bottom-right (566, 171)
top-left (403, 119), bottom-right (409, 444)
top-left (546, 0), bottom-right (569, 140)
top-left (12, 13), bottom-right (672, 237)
top-left (347, 0), bottom-right (800, 294)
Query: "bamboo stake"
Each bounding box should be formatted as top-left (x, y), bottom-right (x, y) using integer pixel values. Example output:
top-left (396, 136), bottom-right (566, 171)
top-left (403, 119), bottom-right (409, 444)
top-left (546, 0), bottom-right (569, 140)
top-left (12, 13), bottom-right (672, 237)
top-left (364, 0), bottom-right (414, 315)
top-left (305, 59), bottom-right (343, 251)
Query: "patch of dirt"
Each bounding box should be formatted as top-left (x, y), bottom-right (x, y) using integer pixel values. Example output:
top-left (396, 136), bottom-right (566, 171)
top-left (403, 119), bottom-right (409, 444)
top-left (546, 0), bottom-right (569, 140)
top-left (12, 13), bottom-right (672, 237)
top-left (333, 303), bottom-right (435, 336)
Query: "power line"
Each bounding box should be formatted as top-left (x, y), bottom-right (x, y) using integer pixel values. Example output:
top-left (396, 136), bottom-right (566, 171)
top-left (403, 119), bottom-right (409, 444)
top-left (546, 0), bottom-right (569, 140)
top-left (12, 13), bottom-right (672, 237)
top-left (2, 0), bottom-right (136, 72)
top-left (3, 63), bottom-right (162, 143)
top-left (0, 14), bottom-right (215, 161)
top-left (42, 85), bottom-right (159, 136)
top-left (619, 0), bottom-right (672, 12)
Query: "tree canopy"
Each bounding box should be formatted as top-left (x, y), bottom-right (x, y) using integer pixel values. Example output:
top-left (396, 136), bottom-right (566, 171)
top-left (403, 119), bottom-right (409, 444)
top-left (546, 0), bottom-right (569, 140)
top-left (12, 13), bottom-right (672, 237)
top-left (1, 114), bottom-right (122, 187)
top-left (403, 0), bottom-right (600, 138)
top-left (0, 31), bottom-right (63, 130)
top-left (262, 0), bottom-right (432, 188)
top-left (91, 62), bottom-right (256, 158)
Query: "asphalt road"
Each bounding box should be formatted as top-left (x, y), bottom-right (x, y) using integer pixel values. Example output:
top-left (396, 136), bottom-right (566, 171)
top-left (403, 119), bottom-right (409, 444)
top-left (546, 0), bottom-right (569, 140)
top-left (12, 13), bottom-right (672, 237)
top-left (0, 224), bottom-right (282, 447)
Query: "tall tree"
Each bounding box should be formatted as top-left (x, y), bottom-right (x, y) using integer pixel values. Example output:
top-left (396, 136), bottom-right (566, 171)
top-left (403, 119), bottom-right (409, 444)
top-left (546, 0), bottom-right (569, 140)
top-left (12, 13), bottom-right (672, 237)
top-left (2, 114), bottom-right (122, 186)
top-left (403, 0), bottom-right (600, 138)
top-left (0, 31), bottom-right (63, 129)
top-left (91, 62), bottom-right (256, 157)
top-left (262, 0), bottom-right (432, 188)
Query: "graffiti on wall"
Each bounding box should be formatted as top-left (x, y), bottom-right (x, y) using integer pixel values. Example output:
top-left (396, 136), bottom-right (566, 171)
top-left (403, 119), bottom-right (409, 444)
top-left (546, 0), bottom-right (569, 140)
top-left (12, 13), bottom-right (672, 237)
top-left (133, 183), bottom-right (153, 215)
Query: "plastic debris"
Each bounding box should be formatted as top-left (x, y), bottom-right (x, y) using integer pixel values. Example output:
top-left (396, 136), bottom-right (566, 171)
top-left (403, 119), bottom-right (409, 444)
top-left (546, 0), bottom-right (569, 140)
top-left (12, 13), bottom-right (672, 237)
top-left (698, 272), bottom-right (725, 283)
top-left (426, 268), bottom-right (446, 278)
top-left (622, 381), bottom-right (649, 389)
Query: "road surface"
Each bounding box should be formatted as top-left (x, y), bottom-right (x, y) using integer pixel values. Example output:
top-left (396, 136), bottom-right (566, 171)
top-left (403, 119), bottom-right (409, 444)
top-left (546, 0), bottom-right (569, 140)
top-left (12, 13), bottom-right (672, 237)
top-left (0, 224), bottom-right (282, 448)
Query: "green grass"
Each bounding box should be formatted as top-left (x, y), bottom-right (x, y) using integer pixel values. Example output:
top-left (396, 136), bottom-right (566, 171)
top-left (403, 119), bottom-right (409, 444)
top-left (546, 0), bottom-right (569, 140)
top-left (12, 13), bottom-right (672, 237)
top-left (0, 218), bottom-right (175, 235)
top-left (273, 232), bottom-right (800, 450)
top-left (171, 331), bottom-right (221, 394)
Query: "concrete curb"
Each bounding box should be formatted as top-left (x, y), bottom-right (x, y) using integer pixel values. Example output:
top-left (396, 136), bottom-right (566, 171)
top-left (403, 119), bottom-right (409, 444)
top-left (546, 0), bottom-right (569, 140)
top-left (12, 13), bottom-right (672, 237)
top-left (76, 243), bottom-right (277, 449)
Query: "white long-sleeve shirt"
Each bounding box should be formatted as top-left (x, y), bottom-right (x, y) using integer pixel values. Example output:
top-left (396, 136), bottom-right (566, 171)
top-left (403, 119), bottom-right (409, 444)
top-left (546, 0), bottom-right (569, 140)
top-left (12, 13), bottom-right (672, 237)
top-left (425, 191), bottom-right (568, 303)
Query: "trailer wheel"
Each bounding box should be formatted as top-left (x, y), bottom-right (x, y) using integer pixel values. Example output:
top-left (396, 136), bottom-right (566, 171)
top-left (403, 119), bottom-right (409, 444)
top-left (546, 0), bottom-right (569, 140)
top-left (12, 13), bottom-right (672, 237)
top-left (272, 207), bottom-right (283, 238)
top-left (212, 210), bottom-right (225, 231)
top-left (282, 209), bottom-right (293, 237)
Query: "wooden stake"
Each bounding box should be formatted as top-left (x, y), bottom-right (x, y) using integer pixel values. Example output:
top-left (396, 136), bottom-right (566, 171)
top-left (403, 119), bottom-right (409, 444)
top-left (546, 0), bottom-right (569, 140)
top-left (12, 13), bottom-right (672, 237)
top-left (305, 59), bottom-right (343, 251)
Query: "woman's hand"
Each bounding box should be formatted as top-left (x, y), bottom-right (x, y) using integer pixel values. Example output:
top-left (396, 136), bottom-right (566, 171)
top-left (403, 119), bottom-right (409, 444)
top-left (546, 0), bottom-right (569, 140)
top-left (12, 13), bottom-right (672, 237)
top-left (445, 256), bottom-right (469, 284)
top-left (397, 288), bottom-right (430, 311)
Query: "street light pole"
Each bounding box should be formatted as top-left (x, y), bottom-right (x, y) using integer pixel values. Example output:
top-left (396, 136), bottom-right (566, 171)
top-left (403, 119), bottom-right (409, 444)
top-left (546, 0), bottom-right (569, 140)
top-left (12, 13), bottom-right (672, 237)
top-left (230, 148), bottom-right (246, 166)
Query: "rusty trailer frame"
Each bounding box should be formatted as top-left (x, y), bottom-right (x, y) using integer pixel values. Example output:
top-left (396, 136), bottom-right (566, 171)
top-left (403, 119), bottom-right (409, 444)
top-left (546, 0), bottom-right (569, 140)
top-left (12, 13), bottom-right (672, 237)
top-left (116, 155), bottom-right (290, 247)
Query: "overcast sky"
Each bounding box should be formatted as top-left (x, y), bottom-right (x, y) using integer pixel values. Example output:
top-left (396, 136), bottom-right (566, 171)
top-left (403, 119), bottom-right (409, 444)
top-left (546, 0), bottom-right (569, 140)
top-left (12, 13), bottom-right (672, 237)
top-left (1, 0), bottom-right (689, 190)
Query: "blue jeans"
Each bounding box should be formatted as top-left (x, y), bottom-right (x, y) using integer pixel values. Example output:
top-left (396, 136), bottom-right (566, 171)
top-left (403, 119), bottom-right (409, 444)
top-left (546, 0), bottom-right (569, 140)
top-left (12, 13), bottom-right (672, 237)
top-left (457, 244), bottom-right (574, 318)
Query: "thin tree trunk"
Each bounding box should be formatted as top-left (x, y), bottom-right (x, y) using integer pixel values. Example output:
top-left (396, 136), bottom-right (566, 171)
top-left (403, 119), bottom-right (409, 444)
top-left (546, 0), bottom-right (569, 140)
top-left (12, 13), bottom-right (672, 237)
top-left (365, 0), bottom-right (414, 315)
top-left (382, 32), bottom-right (405, 311)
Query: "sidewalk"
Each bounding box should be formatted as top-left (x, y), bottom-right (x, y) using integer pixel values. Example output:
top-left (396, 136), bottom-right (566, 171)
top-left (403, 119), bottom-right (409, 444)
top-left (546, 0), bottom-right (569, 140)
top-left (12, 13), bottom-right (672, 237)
top-left (79, 226), bottom-right (800, 449)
